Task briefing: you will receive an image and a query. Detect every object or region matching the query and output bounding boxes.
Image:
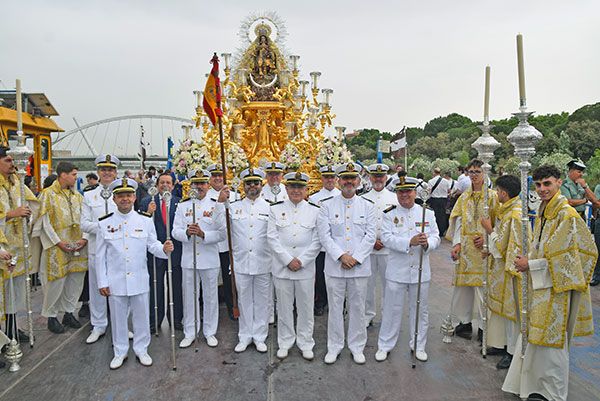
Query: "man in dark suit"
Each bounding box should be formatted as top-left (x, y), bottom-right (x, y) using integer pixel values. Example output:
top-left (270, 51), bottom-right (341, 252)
top-left (140, 172), bottom-right (184, 333)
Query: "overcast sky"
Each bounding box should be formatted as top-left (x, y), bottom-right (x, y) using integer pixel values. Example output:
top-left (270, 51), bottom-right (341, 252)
top-left (3, 0), bottom-right (599, 141)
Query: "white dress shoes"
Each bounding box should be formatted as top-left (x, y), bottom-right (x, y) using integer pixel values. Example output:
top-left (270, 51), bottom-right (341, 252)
top-left (234, 341), bottom-right (250, 353)
top-left (254, 341), bottom-right (267, 353)
top-left (352, 352), bottom-right (366, 365)
top-left (109, 355), bottom-right (127, 370)
top-left (206, 335), bottom-right (218, 347)
top-left (324, 351), bottom-right (339, 364)
top-left (136, 353), bottom-right (153, 366)
top-left (179, 337), bottom-right (195, 348)
top-left (301, 350), bottom-right (314, 361)
top-left (375, 350), bottom-right (388, 362)
top-left (86, 329), bottom-right (105, 344)
top-left (415, 350), bottom-right (428, 362)
top-left (276, 348), bottom-right (289, 359)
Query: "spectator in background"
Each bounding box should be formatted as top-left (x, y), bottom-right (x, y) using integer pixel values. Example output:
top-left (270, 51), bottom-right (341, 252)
top-left (455, 166), bottom-right (471, 195)
top-left (25, 175), bottom-right (39, 195)
top-left (415, 173), bottom-right (428, 205)
top-left (43, 174), bottom-right (57, 189)
top-left (85, 173), bottom-right (98, 189)
top-left (593, 183), bottom-right (600, 286)
top-left (427, 167), bottom-right (450, 236)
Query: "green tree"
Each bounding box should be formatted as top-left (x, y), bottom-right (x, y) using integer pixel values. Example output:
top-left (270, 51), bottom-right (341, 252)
top-left (585, 148), bottom-right (600, 185)
top-left (535, 152), bottom-right (573, 172)
top-left (563, 120), bottom-right (600, 161)
top-left (423, 113), bottom-right (474, 136)
top-left (409, 157), bottom-right (433, 179)
top-left (569, 102), bottom-right (600, 123)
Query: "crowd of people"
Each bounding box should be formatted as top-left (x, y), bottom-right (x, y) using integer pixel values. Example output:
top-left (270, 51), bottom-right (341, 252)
top-left (0, 147), bottom-right (598, 401)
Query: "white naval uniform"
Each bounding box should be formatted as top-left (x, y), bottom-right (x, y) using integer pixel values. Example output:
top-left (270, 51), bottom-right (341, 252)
top-left (81, 185), bottom-right (117, 333)
top-left (227, 197), bottom-right (272, 344)
top-left (316, 194), bottom-right (376, 355)
top-left (268, 199), bottom-right (322, 352)
top-left (95, 210), bottom-right (167, 358)
top-left (172, 196), bottom-right (225, 339)
top-left (360, 188), bottom-right (397, 324)
top-left (309, 187), bottom-right (341, 252)
top-left (207, 187), bottom-right (236, 254)
top-left (377, 204), bottom-right (440, 353)
top-left (261, 183), bottom-right (288, 204)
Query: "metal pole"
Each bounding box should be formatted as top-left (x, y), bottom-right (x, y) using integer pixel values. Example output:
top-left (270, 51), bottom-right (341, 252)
top-left (189, 189), bottom-right (200, 352)
top-left (412, 191), bottom-right (429, 368)
top-left (147, 187), bottom-right (159, 337)
top-left (162, 190), bottom-right (177, 370)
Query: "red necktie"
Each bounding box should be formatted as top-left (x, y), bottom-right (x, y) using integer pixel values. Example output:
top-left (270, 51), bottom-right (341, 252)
top-left (161, 198), bottom-right (167, 226)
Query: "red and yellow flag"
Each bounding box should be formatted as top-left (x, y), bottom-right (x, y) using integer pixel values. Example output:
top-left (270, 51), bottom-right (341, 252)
top-left (203, 53), bottom-right (223, 126)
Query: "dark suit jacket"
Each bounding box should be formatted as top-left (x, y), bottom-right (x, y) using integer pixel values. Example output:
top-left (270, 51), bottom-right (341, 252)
top-left (140, 193), bottom-right (183, 263)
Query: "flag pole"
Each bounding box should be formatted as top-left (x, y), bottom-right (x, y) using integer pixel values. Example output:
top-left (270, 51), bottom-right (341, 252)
top-left (211, 53), bottom-right (240, 319)
top-left (404, 128), bottom-right (408, 171)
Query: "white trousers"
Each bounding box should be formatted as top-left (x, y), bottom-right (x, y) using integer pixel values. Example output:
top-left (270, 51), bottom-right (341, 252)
top-left (365, 254), bottom-right (388, 323)
top-left (41, 271), bottom-right (86, 318)
top-left (378, 280), bottom-right (429, 352)
top-left (108, 292), bottom-right (150, 358)
top-left (325, 275), bottom-right (368, 355)
top-left (488, 311), bottom-right (518, 355)
top-left (236, 272), bottom-right (271, 344)
top-left (88, 253), bottom-right (108, 332)
top-left (503, 334), bottom-right (569, 401)
top-left (273, 277), bottom-right (315, 352)
top-left (451, 285), bottom-right (484, 327)
top-left (182, 267), bottom-right (219, 338)
top-left (4, 274), bottom-right (25, 314)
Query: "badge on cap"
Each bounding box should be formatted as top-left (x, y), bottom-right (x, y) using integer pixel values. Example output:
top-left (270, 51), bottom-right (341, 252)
top-left (347, 163), bottom-right (354, 171)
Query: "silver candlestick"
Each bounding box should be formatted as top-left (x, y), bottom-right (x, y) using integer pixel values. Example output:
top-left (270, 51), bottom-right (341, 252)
top-left (507, 106), bottom-right (541, 359)
top-left (471, 121), bottom-right (500, 358)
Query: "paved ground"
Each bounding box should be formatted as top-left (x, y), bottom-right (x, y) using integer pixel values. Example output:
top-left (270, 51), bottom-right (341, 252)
top-left (1, 240), bottom-right (599, 401)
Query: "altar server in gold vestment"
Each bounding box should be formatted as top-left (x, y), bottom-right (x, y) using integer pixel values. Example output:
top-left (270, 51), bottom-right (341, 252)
top-left (446, 159), bottom-right (498, 341)
top-left (503, 165), bottom-right (596, 401)
top-left (33, 162), bottom-right (88, 335)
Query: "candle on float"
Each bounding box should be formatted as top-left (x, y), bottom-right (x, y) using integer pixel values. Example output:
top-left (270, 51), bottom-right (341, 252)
top-left (484, 66), bottom-right (490, 122)
top-left (516, 34), bottom-right (526, 107)
top-left (16, 79), bottom-right (23, 132)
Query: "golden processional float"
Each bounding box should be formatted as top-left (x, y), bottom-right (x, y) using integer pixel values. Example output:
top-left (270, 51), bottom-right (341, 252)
top-left (173, 13), bottom-right (353, 193)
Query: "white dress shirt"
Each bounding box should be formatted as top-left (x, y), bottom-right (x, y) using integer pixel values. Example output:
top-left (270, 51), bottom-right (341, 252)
top-left (427, 175), bottom-right (451, 199)
top-left (316, 194), bottom-right (376, 278)
top-left (81, 185), bottom-right (117, 254)
top-left (268, 199), bottom-right (322, 280)
top-left (261, 183), bottom-right (288, 203)
top-left (360, 188), bottom-right (398, 255)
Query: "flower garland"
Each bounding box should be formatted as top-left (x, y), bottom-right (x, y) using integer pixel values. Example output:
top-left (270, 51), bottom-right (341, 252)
top-left (172, 139), bottom-right (213, 176)
top-left (226, 143), bottom-right (250, 174)
top-left (316, 137), bottom-right (353, 168)
top-left (279, 143), bottom-right (303, 170)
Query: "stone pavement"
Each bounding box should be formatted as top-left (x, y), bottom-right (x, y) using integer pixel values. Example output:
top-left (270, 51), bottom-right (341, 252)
top-left (1, 240), bottom-right (599, 401)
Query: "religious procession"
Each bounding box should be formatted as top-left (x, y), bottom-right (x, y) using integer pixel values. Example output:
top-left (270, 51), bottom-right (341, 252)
top-left (1, 6), bottom-right (600, 401)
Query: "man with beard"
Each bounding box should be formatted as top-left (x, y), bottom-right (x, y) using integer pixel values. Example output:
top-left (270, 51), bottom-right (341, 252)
top-left (317, 162), bottom-right (376, 365)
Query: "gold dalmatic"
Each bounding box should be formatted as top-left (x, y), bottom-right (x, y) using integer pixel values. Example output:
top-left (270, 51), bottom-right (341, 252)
top-left (527, 192), bottom-right (596, 348)
top-left (488, 196), bottom-right (526, 322)
top-left (0, 174), bottom-right (38, 280)
top-left (38, 180), bottom-right (87, 281)
top-left (0, 226), bottom-right (8, 319)
top-left (447, 187), bottom-right (498, 286)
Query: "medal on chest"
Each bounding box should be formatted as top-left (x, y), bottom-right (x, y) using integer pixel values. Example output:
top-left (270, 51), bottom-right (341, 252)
top-left (107, 224), bottom-right (121, 233)
top-left (203, 209), bottom-right (213, 218)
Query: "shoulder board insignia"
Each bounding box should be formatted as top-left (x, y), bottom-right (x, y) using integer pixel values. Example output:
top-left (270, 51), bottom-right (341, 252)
top-left (230, 199), bottom-right (241, 204)
top-left (308, 201), bottom-right (320, 208)
top-left (98, 212), bottom-right (113, 221)
top-left (137, 211), bottom-right (152, 218)
top-left (362, 197), bottom-right (374, 204)
top-left (180, 197), bottom-right (190, 203)
top-left (320, 196), bottom-right (333, 202)
top-left (383, 205), bottom-right (397, 213)
top-left (210, 198), bottom-right (217, 202)
top-left (83, 184), bottom-right (99, 192)
top-left (270, 201), bottom-right (284, 206)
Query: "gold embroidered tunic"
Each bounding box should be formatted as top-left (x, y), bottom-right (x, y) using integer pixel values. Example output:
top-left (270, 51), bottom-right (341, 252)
top-left (446, 187), bottom-right (498, 287)
top-left (0, 173), bottom-right (39, 280)
top-left (36, 180), bottom-right (87, 281)
top-left (527, 192), bottom-right (596, 348)
top-left (488, 196), bottom-right (526, 322)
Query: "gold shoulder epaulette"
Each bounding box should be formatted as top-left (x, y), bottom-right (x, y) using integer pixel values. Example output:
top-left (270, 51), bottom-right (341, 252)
top-left (362, 197), bottom-right (374, 204)
top-left (308, 201), bottom-right (320, 208)
top-left (180, 197), bottom-right (190, 203)
top-left (320, 196), bottom-right (333, 202)
top-left (98, 212), bottom-right (113, 221)
top-left (270, 201), bottom-right (284, 206)
top-left (137, 211), bottom-right (152, 218)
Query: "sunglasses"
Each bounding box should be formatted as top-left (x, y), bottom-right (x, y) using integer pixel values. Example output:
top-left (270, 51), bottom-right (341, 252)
top-left (245, 181), bottom-right (261, 186)
top-left (467, 170), bottom-right (483, 175)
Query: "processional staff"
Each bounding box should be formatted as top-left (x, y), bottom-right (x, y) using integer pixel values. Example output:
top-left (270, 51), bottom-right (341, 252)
top-left (146, 186), bottom-right (160, 337)
top-left (412, 188), bottom-right (430, 369)
top-left (189, 188), bottom-right (200, 352)
top-left (163, 190), bottom-right (177, 370)
top-left (471, 65), bottom-right (500, 359)
top-left (506, 33), bottom-right (542, 359)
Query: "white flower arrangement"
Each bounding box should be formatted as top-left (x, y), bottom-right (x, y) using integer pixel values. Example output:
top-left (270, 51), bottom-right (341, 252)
top-left (172, 139), bottom-right (213, 176)
top-left (279, 142), bottom-right (303, 170)
top-left (316, 137), bottom-right (353, 168)
top-left (226, 143), bottom-right (249, 174)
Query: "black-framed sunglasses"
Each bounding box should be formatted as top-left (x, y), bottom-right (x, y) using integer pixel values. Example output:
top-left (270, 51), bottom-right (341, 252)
top-left (245, 180), bottom-right (262, 186)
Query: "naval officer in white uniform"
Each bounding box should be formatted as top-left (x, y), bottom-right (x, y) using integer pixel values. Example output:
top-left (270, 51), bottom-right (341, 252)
top-left (96, 178), bottom-right (173, 369)
top-left (316, 162), bottom-right (376, 365)
top-left (375, 176), bottom-right (440, 363)
top-left (172, 169), bottom-right (225, 349)
top-left (268, 171), bottom-right (322, 361)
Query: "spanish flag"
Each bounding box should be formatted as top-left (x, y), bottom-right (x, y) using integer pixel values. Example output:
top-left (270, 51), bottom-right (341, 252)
top-left (203, 53), bottom-right (223, 126)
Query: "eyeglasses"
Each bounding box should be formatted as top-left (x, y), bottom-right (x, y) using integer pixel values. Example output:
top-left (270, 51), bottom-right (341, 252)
top-left (467, 170), bottom-right (483, 175)
top-left (245, 181), bottom-right (261, 186)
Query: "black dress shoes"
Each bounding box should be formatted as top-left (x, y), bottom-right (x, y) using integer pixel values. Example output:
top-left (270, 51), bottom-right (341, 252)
top-left (496, 354), bottom-right (513, 369)
top-left (78, 303), bottom-right (90, 318)
top-left (485, 347), bottom-right (506, 356)
top-left (48, 317), bottom-right (65, 334)
top-left (590, 278), bottom-right (599, 286)
top-left (62, 312), bottom-right (82, 329)
top-left (526, 393), bottom-right (548, 401)
top-left (454, 322), bottom-right (472, 339)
